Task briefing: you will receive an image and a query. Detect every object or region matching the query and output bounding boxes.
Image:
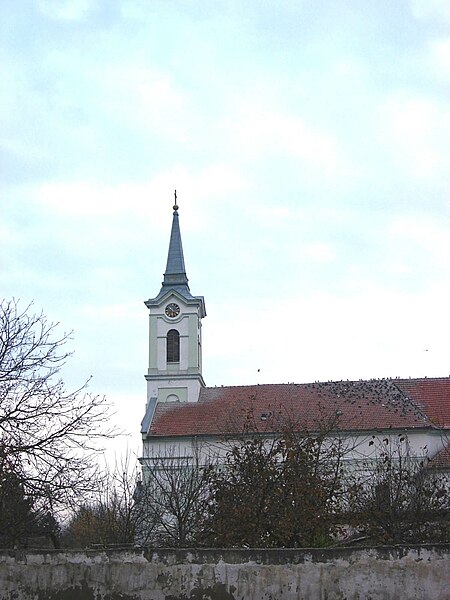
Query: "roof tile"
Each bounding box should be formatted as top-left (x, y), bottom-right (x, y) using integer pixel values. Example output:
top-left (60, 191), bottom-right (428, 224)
top-left (395, 378), bottom-right (450, 428)
top-left (147, 378), bottom-right (450, 438)
top-left (427, 444), bottom-right (450, 470)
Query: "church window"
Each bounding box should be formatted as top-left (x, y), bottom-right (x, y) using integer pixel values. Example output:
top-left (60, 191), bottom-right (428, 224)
top-left (167, 329), bottom-right (180, 363)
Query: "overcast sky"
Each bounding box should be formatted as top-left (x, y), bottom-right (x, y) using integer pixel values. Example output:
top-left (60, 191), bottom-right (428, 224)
top-left (1, 0), bottom-right (450, 455)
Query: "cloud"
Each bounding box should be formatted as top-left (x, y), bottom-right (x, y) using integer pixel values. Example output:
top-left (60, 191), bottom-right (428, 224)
top-left (81, 301), bottom-right (139, 320)
top-left (387, 213), bottom-right (450, 270)
top-left (206, 281), bottom-right (450, 387)
top-left (301, 243), bottom-right (336, 263)
top-left (224, 108), bottom-right (353, 178)
top-left (378, 93), bottom-right (450, 179)
top-left (35, 0), bottom-right (96, 21)
top-left (33, 162), bottom-right (247, 221)
top-left (96, 65), bottom-right (193, 143)
top-left (427, 38), bottom-right (450, 82)
top-left (410, 0), bottom-right (450, 22)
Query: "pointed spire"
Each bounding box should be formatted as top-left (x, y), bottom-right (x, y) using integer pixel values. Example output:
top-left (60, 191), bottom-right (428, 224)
top-left (162, 191), bottom-right (190, 290)
top-left (145, 190), bottom-right (205, 315)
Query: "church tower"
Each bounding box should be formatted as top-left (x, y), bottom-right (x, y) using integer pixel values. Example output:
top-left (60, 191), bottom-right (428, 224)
top-left (143, 195), bottom-right (206, 405)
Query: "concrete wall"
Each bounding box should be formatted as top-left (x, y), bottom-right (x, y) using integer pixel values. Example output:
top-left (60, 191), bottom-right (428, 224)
top-left (1, 545), bottom-right (449, 600)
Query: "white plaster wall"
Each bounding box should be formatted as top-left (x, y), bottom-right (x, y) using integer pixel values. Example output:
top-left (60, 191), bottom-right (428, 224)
top-left (141, 436), bottom-right (227, 467)
top-left (145, 293), bottom-right (204, 404)
top-left (142, 430), bottom-right (449, 468)
top-left (146, 378), bottom-right (203, 404)
top-left (342, 430), bottom-right (448, 465)
top-left (148, 294), bottom-right (201, 373)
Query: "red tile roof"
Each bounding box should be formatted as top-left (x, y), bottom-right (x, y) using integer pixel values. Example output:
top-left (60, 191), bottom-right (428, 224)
top-left (427, 444), bottom-right (450, 470)
top-left (147, 378), bottom-right (450, 438)
top-left (395, 378), bottom-right (450, 428)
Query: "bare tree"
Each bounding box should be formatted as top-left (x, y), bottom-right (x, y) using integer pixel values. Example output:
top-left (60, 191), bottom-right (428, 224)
top-left (348, 435), bottom-right (450, 544)
top-left (63, 454), bottom-right (155, 547)
top-left (63, 445), bottom-right (210, 548)
top-left (0, 299), bottom-right (116, 518)
top-left (140, 444), bottom-right (211, 547)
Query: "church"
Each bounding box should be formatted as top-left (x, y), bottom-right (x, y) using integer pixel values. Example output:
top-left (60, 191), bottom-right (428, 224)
top-left (140, 199), bottom-right (450, 474)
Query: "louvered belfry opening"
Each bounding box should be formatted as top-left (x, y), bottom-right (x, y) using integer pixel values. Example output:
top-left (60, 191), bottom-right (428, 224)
top-left (167, 329), bottom-right (180, 363)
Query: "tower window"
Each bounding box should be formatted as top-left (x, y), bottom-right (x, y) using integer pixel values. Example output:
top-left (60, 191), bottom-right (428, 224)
top-left (167, 329), bottom-right (180, 363)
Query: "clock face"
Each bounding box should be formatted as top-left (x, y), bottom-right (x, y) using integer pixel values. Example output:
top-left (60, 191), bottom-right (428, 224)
top-left (165, 303), bottom-right (180, 318)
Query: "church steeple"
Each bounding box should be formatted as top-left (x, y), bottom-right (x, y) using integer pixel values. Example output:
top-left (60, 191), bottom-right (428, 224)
top-left (142, 192), bottom-right (206, 409)
top-left (161, 194), bottom-right (189, 292)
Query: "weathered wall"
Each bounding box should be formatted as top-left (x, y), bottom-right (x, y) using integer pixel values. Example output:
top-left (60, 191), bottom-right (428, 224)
top-left (1, 544), bottom-right (449, 600)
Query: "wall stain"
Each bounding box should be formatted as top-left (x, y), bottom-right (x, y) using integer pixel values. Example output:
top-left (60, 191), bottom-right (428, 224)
top-left (1, 545), bottom-right (448, 600)
top-left (35, 580), bottom-right (138, 600)
top-left (165, 582), bottom-right (237, 600)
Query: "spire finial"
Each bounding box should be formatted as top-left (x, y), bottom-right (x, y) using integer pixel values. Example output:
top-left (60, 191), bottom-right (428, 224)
top-left (173, 189), bottom-right (179, 213)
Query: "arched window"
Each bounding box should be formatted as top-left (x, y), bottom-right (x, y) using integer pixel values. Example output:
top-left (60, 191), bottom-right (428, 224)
top-left (167, 329), bottom-right (180, 363)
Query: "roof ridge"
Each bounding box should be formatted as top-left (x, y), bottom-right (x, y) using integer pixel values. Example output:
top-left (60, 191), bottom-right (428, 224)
top-left (396, 376), bottom-right (450, 382)
top-left (204, 377), bottom-right (450, 391)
